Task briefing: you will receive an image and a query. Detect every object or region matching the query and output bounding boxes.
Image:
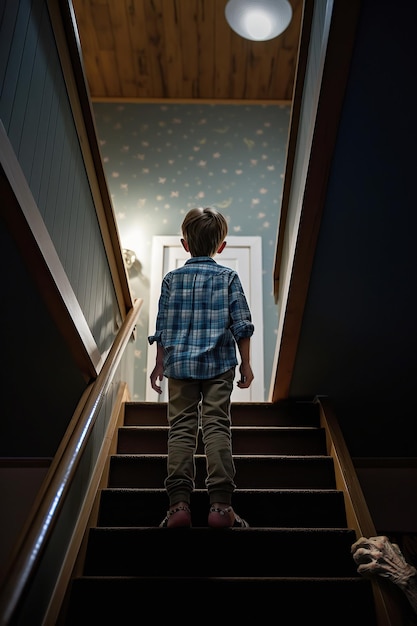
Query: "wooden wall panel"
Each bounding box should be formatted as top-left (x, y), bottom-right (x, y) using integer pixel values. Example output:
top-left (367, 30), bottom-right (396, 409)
top-left (0, 0), bottom-right (119, 356)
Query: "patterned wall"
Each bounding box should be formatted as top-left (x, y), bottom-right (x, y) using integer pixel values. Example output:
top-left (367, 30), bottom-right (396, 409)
top-left (93, 102), bottom-right (291, 400)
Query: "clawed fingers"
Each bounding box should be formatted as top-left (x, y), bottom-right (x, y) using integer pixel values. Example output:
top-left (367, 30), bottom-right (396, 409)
top-left (352, 547), bottom-right (382, 565)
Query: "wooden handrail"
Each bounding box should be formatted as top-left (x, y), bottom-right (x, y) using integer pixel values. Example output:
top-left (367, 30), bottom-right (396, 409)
top-left (317, 396), bottom-right (377, 538)
top-left (0, 298), bottom-right (143, 626)
top-left (317, 396), bottom-right (408, 626)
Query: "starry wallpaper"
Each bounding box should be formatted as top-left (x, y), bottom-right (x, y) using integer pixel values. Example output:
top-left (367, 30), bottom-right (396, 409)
top-left (93, 102), bottom-right (291, 401)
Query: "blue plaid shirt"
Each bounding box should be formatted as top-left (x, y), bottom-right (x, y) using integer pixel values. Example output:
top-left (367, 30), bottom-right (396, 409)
top-left (148, 256), bottom-right (254, 380)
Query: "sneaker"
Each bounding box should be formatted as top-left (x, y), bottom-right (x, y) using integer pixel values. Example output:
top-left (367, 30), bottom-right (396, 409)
top-left (208, 505), bottom-right (249, 528)
top-left (159, 504), bottom-right (192, 528)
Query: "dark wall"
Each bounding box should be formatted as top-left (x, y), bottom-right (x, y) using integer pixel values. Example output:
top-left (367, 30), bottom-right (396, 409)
top-left (290, 0), bottom-right (417, 457)
top-left (0, 217), bottom-right (86, 457)
top-left (0, 0), bottom-right (121, 455)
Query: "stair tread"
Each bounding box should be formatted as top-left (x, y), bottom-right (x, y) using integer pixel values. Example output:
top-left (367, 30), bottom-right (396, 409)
top-left (111, 453), bottom-right (331, 458)
top-left (88, 526), bottom-right (354, 533)
top-left (119, 425), bottom-right (323, 431)
top-left (100, 487), bottom-right (342, 493)
top-left (97, 487), bottom-right (348, 527)
top-left (73, 574), bottom-right (367, 581)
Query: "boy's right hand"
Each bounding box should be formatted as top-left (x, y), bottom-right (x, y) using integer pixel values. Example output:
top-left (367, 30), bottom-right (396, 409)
top-left (150, 363), bottom-right (164, 394)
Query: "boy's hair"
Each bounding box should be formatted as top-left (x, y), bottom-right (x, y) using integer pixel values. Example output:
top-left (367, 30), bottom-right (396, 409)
top-left (181, 207), bottom-right (228, 257)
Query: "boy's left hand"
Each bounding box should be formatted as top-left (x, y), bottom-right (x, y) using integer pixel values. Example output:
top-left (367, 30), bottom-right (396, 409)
top-left (237, 363), bottom-right (254, 388)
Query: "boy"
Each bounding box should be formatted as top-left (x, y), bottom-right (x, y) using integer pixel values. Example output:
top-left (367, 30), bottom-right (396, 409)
top-left (148, 207), bottom-right (254, 528)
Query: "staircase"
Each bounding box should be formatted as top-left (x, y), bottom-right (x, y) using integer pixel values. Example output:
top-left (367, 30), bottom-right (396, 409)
top-left (62, 400), bottom-right (378, 625)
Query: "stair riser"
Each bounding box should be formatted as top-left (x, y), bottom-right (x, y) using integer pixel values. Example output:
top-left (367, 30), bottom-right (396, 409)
top-left (108, 456), bottom-right (336, 489)
top-left (98, 489), bottom-right (348, 528)
top-left (117, 427), bottom-right (327, 455)
top-left (66, 578), bottom-right (377, 626)
top-left (123, 402), bottom-right (321, 427)
top-left (83, 528), bottom-right (359, 577)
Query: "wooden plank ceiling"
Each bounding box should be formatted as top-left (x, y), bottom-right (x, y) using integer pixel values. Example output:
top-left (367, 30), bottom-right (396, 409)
top-left (71, 0), bottom-right (304, 102)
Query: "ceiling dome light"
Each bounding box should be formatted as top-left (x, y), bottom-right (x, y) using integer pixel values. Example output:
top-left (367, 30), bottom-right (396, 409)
top-left (225, 0), bottom-right (293, 42)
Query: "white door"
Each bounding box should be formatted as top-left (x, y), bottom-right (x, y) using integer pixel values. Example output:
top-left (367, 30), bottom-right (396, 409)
top-left (146, 236), bottom-right (264, 402)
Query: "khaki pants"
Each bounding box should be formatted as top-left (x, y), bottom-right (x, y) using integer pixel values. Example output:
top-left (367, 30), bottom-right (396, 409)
top-left (166, 368), bottom-right (236, 506)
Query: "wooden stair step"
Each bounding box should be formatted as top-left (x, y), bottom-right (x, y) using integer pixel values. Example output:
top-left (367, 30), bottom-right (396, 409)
top-left (108, 454), bottom-right (336, 489)
top-left (65, 576), bottom-right (377, 626)
top-left (97, 488), bottom-right (348, 528)
top-left (116, 425), bottom-right (327, 455)
top-left (83, 527), bottom-right (359, 577)
top-left (123, 400), bottom-right (321, 427)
